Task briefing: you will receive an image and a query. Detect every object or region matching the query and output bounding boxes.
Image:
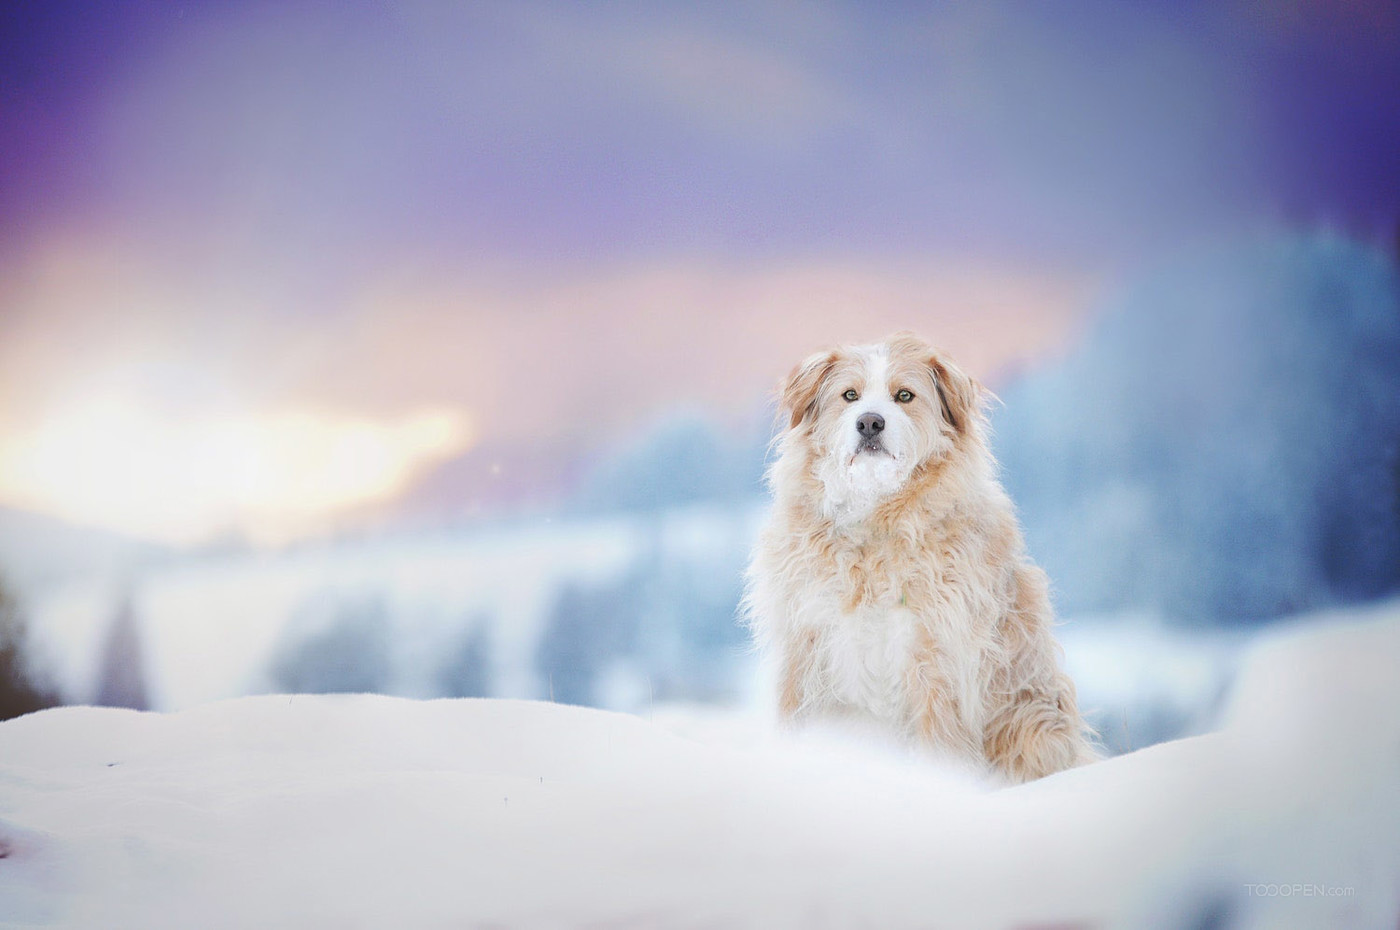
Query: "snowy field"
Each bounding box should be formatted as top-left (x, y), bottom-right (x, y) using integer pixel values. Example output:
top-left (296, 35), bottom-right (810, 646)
top-left (3, 602), bottom-right (1398, 929)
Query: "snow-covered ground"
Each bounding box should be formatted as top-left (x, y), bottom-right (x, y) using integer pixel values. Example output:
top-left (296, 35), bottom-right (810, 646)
top-left (3, 602), bottom-right (1398, 929)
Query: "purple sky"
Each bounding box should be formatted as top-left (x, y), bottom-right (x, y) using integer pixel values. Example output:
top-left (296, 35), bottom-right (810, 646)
top-left (0, 0), bottom-right (1396, 542)
top-left (3, 2), bottom-right (1395, 260)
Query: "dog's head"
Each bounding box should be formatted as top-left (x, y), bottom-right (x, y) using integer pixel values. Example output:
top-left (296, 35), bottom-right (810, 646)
top-left (778, 332), bottom-right (984, 519)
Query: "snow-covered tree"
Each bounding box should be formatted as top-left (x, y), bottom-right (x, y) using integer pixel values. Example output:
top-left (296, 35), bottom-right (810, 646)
top-left (94, 596), bottom-right (150, 710)
top-left (268, 595), bottom-right (391, 694)
top-left (437, 616), bottom-right (495, 699)
top-left (995, 232), bottom-right (1400, 624)
top-left (574, 415), bottom-right (767, 513)
top-left (0, 575), bottom-right (59, 720)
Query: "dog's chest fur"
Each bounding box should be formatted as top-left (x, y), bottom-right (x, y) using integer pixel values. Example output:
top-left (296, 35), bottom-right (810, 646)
top-left (816, 599), bottom-right (920, 725)
top-left (800, 526), bottom-right (984, 726)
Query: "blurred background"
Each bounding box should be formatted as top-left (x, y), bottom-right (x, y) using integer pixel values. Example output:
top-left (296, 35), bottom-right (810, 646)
top-left (1, 1), bottom-right (1396, 753)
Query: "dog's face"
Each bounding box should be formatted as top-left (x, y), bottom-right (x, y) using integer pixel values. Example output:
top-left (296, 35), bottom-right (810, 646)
top-left (779, 332), bottom-right (981, 518)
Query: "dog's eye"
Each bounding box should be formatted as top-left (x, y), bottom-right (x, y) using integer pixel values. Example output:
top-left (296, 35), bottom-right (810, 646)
top-left (842, 389), bottom-right (859, 402)
top-left (895, 389), bottom-right (914, 403)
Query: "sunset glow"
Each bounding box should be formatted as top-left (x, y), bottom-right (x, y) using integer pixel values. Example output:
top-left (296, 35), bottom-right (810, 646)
top-left (0, 399), bottom-right (470, 545)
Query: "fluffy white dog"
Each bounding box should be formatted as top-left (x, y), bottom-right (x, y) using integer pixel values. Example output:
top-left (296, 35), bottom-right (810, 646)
top-left (744, 332), bottom-right (1096, 782)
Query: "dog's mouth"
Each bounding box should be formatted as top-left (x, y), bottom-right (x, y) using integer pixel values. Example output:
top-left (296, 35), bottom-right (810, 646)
top-left (851, 439), bottom-right (893, 461)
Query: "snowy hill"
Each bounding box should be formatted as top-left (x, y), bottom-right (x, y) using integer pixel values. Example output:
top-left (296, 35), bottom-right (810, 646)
top-left (3, 604), bottom-right (1398, 928)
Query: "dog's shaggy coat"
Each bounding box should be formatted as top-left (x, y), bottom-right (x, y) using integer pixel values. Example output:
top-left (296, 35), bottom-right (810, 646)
top-left (745, 333), bottom-right (1096, 782)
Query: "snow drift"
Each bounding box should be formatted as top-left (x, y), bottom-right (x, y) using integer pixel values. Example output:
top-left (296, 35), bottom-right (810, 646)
top-left (2, 603), bottom-right (1398, 929)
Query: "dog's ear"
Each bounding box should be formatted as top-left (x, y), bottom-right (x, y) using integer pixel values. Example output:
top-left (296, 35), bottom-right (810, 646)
top-left (780, 350), bottom-right (837, 430)
top-left (926, 350), bottom-right (983, 435)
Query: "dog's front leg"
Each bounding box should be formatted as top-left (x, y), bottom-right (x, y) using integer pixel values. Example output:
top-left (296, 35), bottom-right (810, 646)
top-left (982, 682), bottom-right (1095, 783)
top-left (981, 565), bottom-right (1099, 781)
top-left (904, 636), bottom-right (985, 766)
top-left (777, 627), bottom-right (821, 721)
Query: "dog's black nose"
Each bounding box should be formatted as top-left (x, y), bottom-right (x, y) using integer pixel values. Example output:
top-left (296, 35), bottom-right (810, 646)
top-left (856, 412), bottom-right (885, 437)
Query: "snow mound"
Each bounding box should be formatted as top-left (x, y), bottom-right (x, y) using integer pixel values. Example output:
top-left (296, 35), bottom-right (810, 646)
top-left (3, 607), bottom-right (1399, 929)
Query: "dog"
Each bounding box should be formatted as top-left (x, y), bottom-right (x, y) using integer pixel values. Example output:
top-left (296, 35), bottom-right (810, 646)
top-left (744, 332), bottom-right (1096, 782)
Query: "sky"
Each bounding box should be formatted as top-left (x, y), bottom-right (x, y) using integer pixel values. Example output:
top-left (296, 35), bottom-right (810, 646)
top-left (0, 0), bottom-right (1396, 545)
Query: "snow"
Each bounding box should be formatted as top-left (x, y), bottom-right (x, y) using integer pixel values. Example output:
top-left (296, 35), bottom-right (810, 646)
top-left (1058, 615), bottom-right (1245, 752)
top-left (3, 603), bottom-right (1399, 928)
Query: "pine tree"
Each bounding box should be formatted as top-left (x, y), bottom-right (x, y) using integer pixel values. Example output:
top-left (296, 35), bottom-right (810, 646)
top-left (93, 596), bottom-right (150, 710)
top-left (0, 575), bottom-right (60, 720)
